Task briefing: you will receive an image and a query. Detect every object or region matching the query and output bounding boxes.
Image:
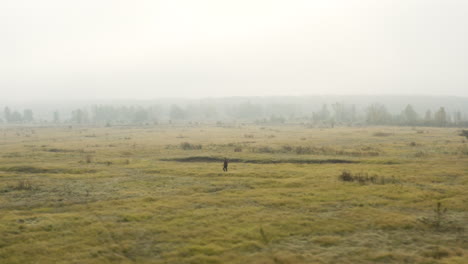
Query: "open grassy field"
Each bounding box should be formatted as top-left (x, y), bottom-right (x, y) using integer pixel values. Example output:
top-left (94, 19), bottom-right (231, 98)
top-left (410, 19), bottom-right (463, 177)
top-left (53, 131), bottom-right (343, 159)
top-left (0, 124), bottom-right (467, 263)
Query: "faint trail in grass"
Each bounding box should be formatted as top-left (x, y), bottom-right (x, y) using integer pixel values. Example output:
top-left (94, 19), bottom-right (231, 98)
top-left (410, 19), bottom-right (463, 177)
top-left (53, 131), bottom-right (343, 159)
top-left (84, 200), bottom-right (136, 263)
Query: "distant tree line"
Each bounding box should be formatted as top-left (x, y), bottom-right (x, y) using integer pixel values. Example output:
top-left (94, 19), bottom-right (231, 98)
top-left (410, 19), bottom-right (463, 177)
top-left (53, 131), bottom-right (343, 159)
top-left (1, 107), bottom-right (34, 123)
top-left (1, 102), bottom-right (467, 127)
top-left (363, 104), bottom-right (461, 127)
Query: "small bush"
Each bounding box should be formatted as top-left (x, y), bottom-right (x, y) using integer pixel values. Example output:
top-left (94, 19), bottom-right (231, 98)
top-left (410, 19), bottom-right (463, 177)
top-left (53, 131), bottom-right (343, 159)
top-left (281, 145), bottom-right (293, 152)
top-left (295, 146), bottom-right (312, 154)
top-left (414, 151), bottom-right (428, 158)
top-left (254, 146), bottom-right (275, 153)
top-left (373, 132), bottom-right (392, 137)
top-left (244, 134), bottom-right (254, 138)
top-left (459, 129), bottom-right (468, 139)
top-left (339, 171), bottom-right (354, 182)
top-left (338, 171), bottom-right (399, 184)
top-left (180, 142), bottom-right (202, 150)
top-left (86, 155), bottom-right (93, 163)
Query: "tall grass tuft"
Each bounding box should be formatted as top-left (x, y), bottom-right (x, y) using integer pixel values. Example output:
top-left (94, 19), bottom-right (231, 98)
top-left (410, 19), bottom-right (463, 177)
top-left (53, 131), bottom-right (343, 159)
top-left (259, 227), bottom-right (270, 245)
top-left (12, 179), bottom-right (35, 191)
top-left (418, 202), bottom-right (456, 231)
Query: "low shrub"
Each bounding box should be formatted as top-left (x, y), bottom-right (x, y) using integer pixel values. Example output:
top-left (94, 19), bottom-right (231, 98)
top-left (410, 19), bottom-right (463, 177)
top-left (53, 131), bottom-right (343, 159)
top-left (339, 171), bottom-right (399, 184)
top-left (254, 146), bottom-right (275, 153)
top-left (459, 129), bottom-right (468, 139)
top-left (414, 151), bottom-right (428, 157)
top-left (180, 142), bottom-right (202, 150)
top-left (373, 132), bottom-right (393, 137)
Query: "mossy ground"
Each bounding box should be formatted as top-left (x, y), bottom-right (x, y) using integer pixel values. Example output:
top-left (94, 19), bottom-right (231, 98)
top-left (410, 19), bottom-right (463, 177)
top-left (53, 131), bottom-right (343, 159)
top-left (0, 125), bottom-right (467, 263)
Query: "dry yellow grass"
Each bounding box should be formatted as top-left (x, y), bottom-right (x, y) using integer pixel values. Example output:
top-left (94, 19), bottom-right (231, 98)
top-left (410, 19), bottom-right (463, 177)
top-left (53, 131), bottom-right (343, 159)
top-left (0, 125), bottom-right (467, 263)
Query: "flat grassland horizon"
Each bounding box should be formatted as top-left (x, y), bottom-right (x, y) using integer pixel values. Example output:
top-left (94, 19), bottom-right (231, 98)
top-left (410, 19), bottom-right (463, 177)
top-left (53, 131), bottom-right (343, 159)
top-left (0, 124), bottom-right (467, 263)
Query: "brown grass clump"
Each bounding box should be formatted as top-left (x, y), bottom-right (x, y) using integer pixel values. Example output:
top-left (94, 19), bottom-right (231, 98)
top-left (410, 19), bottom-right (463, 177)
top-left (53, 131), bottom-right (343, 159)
top-left (180, 142), bottom-right (202, 150)
top-left (338, 171), bottom-right (399, 184)
top-left (373, 132), bottom-right (393, 137)
top-left (11, 179), bottom-right (35, 191)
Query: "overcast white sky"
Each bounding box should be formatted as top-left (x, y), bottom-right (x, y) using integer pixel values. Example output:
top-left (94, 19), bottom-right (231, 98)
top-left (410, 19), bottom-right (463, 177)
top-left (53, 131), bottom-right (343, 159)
top-left (1, 0), bottom-right (467, 101)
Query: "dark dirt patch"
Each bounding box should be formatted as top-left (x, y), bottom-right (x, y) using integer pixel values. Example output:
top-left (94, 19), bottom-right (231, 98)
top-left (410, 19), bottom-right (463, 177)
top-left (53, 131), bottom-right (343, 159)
top-left (161, 156), bottom-right (358, 164)
top-left (0, 166), bottom-right (97, 174)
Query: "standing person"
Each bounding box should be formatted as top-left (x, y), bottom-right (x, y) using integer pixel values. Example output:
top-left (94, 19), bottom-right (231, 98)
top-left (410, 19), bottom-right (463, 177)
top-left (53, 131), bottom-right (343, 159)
top-left (223, 158), bottom-right (228, 172)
